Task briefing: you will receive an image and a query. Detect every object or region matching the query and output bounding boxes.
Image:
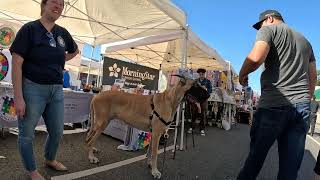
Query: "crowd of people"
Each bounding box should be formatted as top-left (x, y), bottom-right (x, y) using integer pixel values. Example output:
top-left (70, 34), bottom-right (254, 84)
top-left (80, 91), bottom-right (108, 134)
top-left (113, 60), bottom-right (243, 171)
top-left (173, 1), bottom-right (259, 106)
top-left (7, 0), bottom-right (319, 179)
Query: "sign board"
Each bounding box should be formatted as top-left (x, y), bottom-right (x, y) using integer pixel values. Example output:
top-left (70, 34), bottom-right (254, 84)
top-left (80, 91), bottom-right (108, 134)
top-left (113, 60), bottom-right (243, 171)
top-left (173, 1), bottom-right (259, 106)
top-left (102, 57), bottom-right (159, 90)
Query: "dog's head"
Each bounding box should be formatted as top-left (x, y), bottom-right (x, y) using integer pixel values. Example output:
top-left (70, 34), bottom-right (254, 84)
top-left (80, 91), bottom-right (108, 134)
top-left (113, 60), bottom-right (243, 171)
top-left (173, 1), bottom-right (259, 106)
top-left (171, 74), bottom-right (196, 91)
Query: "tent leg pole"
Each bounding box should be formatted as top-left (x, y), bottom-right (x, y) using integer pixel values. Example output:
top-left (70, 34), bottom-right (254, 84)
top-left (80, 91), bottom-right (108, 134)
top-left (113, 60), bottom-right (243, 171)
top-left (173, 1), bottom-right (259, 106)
top-left (86, 45), bottom-right (94, 85)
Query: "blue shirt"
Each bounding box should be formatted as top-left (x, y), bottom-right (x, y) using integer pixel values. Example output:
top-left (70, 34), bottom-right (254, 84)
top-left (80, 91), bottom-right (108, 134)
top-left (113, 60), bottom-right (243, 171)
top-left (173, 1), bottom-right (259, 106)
top-left (198, 78), bottom-right (212, 94)
top-left (10, 20), bottom-right (77, 84)
top-left (63, 71), bottom-right (71, 88)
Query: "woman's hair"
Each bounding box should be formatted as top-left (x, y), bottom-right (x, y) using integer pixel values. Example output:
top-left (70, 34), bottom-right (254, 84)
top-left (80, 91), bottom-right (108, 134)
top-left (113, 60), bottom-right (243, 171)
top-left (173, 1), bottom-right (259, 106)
top-left (40, 0), bottom-right (49, 16)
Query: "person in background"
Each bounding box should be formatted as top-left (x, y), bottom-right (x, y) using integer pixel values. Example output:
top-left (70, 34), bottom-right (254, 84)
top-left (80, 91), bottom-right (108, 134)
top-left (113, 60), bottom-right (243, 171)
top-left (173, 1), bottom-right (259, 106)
top-left (10, 0), bottom-right (79, 179)
top-left (91, 79), bottom-right (96, 87)
top-left (237, 10), bottom-right (316, 180)
top-left (310, 95), bottom-right (319, 136)
top-left (188, 68), bottom-right (212, 136)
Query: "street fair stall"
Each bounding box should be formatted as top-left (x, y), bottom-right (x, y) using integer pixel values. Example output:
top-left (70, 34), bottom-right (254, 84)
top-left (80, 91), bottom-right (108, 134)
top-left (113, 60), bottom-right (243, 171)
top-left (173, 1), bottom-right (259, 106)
top-left (100, 28), bottom-right (233, 149)
top-left (65, 54), bottom-right (103, 90)
top-left (165, 67), bottom-right (238, 131)
top-left (0, 84), bottom-right (93, 129)
top-left (0, 0), bottom-right (189, 151)
top-left (1, 0), bottom-right (237, 151)
top-left (231, 86), bottom-right (257, 125)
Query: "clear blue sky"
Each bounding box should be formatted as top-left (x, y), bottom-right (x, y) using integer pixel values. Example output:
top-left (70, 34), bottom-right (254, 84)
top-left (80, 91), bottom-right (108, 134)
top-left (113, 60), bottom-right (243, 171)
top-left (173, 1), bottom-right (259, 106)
top-left (83, 0), bottom-right (320, 93)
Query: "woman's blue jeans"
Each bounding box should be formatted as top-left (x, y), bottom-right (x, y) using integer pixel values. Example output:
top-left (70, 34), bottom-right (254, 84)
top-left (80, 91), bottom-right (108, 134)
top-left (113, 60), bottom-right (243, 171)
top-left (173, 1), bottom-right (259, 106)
top-left (18, 78), bottom-right (64, 172)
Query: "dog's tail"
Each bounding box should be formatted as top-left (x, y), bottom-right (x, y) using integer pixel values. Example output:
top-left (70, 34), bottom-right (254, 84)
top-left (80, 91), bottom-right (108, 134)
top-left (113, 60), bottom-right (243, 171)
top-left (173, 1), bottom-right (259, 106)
top-left (85, 98), bottom-right (95, 145)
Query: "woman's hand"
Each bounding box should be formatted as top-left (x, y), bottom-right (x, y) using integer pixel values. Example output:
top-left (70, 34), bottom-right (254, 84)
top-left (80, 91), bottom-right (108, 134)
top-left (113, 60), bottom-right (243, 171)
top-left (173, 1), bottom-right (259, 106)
top-left (14, 97), bottom-right (26, 118)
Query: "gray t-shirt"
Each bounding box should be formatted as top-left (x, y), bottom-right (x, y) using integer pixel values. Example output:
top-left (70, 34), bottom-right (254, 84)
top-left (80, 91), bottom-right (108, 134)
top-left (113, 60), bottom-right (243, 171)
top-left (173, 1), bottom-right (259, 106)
top-left (256, 23), bottom-right (316, 108)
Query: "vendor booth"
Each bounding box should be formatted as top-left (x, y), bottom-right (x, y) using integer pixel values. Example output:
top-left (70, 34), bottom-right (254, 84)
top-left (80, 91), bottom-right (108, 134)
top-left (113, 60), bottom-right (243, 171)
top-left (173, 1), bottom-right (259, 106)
top-left (0, 0), bottom-right (238, 151)
top-left (99, 28), bottom-right (238, 150)
top-left (0, 84), bottom-right (93, 128)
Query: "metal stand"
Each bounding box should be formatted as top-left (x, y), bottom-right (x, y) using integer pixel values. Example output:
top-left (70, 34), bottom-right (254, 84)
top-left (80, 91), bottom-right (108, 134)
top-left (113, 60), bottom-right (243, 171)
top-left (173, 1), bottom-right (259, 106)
top-left (172, 102), bottom-right (196, 160)
top-left (185, 102), bottom-right (195, 150)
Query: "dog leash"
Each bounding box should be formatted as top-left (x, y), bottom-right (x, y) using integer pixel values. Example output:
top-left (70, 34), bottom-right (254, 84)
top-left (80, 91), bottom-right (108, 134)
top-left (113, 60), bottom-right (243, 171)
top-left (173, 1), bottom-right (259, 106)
top-left (161, 130), bottom-right (169, 173)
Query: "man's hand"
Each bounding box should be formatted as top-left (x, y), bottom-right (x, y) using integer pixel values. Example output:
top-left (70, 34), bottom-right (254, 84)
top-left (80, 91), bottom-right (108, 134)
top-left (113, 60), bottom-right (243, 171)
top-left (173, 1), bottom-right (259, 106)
top-left (239, 75), bottom-right (248, 87)
top-left (14, 97), bottom-right (26, 118)
top-left (201, 85), bottom-right (207, 91)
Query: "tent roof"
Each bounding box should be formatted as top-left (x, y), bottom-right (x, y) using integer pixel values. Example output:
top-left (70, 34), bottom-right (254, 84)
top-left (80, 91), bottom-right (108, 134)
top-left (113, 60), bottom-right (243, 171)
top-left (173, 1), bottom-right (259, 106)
top-left (0, 0), bottom-right (186, 46)
top-left (101, 29), bottom-right (237, 73)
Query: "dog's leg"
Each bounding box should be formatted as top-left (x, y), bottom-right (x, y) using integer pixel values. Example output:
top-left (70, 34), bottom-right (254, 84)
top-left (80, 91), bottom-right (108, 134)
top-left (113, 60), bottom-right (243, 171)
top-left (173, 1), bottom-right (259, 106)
top-left (150, 131), bottom-right (162, 179)
top-left (86, 117), bottom-right (109, 164)
top-left (92, 147), bottom-right (99, 153)
top-left (86, 127), bottom-right (103, 164)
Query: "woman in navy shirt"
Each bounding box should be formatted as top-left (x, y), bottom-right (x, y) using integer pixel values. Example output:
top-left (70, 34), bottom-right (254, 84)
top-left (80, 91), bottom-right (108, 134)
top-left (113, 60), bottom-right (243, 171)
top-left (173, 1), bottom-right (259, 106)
top-left (10, 0), bottom-right (78, 179)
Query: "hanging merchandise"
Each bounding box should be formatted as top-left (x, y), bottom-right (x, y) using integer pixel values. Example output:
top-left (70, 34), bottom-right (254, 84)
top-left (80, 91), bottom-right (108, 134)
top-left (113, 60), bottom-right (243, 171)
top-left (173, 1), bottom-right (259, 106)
top-left (226, 70), bottom-right (233, 91)
top-left (206, 70), bottom-right (214, 82)
top-left (137, 131), bottom-right (151, 149)
top-left (212, 71), bottom-right (221, 87)
top-left (220, 71), bottom-right (227, 89)
top-left (0, 52), bottom-right (9, 81)
top-left (0, 26), bottom-right (15, 48)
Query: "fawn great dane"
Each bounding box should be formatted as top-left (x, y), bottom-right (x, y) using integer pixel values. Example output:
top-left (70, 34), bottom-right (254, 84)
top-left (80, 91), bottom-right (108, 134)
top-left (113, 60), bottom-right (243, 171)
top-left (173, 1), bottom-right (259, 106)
top-left (85, 75), bottom-right (195, 179)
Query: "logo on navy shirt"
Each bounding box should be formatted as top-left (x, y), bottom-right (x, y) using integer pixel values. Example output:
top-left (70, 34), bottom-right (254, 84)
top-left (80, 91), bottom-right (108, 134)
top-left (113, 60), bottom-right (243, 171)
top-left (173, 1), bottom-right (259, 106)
top-left (57, 36), bottom-right (65, 47)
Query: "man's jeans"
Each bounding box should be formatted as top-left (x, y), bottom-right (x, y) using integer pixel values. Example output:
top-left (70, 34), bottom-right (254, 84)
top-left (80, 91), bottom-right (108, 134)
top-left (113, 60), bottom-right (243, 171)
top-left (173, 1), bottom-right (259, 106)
top-left (18, 78), bottom-right (64, 172)
top-left (237, 102), bottom-right (310, 180)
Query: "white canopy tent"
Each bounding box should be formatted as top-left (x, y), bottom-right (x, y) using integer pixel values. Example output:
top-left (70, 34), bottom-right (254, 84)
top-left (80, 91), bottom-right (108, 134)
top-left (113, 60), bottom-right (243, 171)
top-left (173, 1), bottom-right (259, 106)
top-left (0, 0), bottom-right (236, 145)
top-left (101, 29), bottom-right (230, 71)
top-left (0, 0), bottom-right (188, 84)
top-left (0, 0), bottom-right (186, 46)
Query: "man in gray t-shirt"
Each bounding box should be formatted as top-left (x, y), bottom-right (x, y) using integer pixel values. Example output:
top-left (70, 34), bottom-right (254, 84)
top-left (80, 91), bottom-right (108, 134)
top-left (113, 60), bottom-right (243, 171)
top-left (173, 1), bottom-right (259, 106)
top-left (237, 10), bottom-right (317, 180)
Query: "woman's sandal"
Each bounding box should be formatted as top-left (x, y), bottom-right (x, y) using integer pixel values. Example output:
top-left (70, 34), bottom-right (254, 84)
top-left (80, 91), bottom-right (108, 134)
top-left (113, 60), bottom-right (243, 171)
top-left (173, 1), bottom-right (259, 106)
top-left (45, 160), bottom-right (68, 171)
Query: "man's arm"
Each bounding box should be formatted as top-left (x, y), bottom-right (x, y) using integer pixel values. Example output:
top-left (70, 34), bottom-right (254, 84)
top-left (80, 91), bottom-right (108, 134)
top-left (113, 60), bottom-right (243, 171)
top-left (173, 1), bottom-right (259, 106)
top-left (65, 48), bottom-right (79, 61)
top-left (239, 41), bottom-right (270, 86)
top-left (308, 61), bottom-right (317, 97)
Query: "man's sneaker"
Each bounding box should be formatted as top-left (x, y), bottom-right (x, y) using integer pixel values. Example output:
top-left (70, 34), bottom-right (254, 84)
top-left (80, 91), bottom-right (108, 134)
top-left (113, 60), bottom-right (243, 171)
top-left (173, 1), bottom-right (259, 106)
top-left (200, 130), bottom-right (205, 136)
top-left (187, 128), bottom-right (193, 134)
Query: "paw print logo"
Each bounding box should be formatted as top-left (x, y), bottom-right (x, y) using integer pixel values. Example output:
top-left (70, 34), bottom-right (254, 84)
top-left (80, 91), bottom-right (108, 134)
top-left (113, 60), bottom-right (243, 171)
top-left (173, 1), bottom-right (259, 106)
top-left (109, 63), bottom-right (121, 77)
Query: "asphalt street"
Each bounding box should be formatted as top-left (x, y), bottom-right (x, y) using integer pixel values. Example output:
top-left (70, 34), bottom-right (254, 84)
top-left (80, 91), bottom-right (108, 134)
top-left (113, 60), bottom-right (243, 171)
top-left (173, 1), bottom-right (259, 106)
top-left (0, 123), bottom-right (319, 180)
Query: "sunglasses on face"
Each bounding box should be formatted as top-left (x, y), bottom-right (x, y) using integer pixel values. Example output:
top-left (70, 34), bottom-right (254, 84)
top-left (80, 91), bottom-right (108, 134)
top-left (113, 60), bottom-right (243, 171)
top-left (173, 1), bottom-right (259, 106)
top-left (46, 32), bottom-right (56, 47)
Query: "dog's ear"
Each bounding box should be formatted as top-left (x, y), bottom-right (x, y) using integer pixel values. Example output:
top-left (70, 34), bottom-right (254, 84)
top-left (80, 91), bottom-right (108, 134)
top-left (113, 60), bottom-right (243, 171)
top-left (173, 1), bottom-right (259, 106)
top-left (172, 74), bottom-right (186, 86)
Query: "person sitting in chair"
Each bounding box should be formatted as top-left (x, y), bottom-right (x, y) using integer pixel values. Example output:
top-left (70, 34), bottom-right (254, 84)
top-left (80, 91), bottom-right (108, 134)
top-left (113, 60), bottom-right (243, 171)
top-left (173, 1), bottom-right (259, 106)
top-left (188, 68), bottom-right (212, 136)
